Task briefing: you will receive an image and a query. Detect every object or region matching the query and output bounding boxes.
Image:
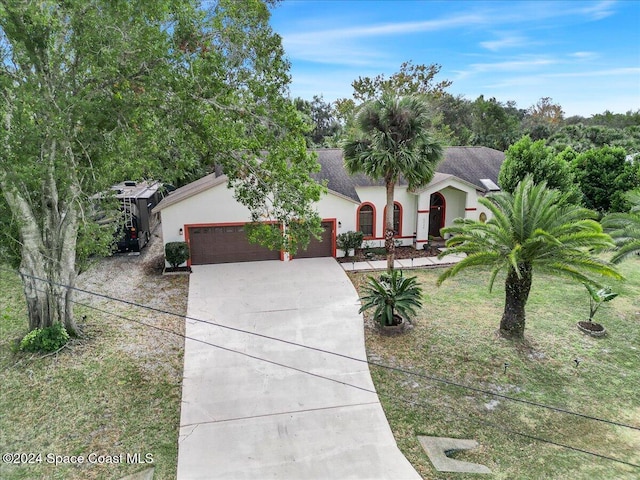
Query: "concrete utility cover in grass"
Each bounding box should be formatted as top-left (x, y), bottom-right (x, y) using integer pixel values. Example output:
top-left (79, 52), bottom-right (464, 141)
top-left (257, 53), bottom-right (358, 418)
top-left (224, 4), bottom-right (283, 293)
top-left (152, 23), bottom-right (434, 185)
top-left (118, 468), bottom-right (154, 480)
top-left (418, 436), bottom-right (491, 474)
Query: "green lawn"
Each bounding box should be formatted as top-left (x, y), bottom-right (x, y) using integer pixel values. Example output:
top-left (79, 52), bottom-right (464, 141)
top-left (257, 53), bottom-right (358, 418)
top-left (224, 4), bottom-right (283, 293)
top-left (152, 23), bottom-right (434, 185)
top-left (0, 263), bottom-right (187, 480)
top-left (352, 257), bottom-right (640, 480)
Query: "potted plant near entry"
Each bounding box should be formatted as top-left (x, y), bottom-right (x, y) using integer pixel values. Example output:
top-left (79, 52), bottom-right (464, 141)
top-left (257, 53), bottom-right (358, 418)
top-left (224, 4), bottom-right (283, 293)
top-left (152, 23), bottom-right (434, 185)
top-left (358, 270), bottom-right (423, 333)
top-left (336, 230), bottom-right (364, 258)
top-left (577, 284), bottom-right (618, 337)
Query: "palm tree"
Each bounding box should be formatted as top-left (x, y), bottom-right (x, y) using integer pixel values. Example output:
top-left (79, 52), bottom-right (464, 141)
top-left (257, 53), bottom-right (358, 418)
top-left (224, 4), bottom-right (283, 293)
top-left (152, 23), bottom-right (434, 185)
top-left (602, 190), bottom-right (640, 263)
top-left (342, 94), bottom-right (443, 271)
top-left (437, 177), bottom-right (622, 339)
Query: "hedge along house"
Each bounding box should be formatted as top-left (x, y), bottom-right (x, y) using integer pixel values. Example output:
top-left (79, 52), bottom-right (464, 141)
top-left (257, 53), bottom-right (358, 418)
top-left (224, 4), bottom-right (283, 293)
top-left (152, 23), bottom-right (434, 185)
top-left (152, 146), bottom-right (504, 265)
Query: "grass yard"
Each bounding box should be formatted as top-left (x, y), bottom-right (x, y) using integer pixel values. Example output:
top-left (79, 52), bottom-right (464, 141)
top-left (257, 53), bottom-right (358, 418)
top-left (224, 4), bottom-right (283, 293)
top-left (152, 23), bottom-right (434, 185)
top-left (0, 252), bottom-right (187, 480)
top-left (351, 257), bottom-right (640, 480)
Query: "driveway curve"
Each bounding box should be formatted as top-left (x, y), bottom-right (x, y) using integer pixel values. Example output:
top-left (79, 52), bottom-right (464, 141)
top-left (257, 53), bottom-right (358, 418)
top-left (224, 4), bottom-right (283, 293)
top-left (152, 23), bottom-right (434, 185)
top-left (177, 258), bottom-right (420, 479)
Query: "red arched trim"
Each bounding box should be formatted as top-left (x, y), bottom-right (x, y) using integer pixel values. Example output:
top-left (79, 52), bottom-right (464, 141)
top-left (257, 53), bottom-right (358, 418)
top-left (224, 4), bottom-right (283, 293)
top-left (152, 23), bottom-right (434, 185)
top-left (383, 201), bottom-right (403, 237)
top-left (429, 192), bottom-right (446, 232)
top-left (356, 202), bottom-right (376, 239)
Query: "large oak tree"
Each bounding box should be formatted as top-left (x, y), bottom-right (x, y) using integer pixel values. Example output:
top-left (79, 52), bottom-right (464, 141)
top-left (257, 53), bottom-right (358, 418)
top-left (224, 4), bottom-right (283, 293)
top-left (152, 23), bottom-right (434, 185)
top-left (0, 0), bottom-right (322, 334)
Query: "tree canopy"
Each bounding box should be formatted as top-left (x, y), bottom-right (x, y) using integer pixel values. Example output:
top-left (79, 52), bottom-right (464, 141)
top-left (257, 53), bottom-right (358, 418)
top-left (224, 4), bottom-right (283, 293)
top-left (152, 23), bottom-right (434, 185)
top-left (498, 135), bottom-right (579, 202)
top-left (0, 0), bottom-right (322, 333)
top-left (570, 146), bottom-right (640, 213)
top-left (349, 61), bottom-right (452, 103)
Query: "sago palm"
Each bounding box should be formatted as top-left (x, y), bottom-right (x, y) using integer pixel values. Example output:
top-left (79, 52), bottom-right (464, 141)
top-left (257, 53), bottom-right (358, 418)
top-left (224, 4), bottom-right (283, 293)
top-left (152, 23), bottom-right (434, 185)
top-left (342, 94), bottom-right (442, 271)
top-left (602, 189), bottom-right (640, 263)
top-left (437, 177), bottom-right (622, 339)
top-left (359, 270), bottom-right (423, 327)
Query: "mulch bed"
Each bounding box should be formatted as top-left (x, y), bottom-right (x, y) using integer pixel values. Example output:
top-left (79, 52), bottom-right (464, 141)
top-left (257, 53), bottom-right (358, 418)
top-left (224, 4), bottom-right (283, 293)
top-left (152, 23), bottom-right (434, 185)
top-left (336, 245), bottom-right (443, 263)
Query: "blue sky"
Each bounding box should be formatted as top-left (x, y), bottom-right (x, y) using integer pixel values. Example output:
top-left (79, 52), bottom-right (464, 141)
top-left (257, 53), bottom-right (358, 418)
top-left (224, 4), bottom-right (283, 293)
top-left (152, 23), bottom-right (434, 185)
top-left (269, 0), bottom-right (640, 117)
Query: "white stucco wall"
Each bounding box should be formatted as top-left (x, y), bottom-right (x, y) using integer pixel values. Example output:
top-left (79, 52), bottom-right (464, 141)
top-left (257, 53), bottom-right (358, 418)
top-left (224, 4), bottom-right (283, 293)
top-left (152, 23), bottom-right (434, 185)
top-left (315, 191), bottom-right (359, 257)
top-left (354, 186), bottom-right (418, 248)
top-left (440, 186), bottom-right (466, 230)
top-left (156, 174), bottom-right (499, 262)
top-left (315, 191), bottom-right (358, 232)
top-left (414, 179), bottom-right (481, 246)
top-left (159, 183), bottom-right (253, 248)
top-left (157, 183), bottom-right (357, 260)
top-left (476, 198), bottom-right (494, 223)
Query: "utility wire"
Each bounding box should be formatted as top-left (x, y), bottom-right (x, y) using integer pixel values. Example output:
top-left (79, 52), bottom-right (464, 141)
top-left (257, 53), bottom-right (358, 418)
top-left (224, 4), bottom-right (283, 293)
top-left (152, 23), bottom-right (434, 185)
top-left (64, 297), bottom-right (640, 470)
top-left (13, 268), bottom-right (639, 434)
top-left (10, 272), bottom-right (640, 469)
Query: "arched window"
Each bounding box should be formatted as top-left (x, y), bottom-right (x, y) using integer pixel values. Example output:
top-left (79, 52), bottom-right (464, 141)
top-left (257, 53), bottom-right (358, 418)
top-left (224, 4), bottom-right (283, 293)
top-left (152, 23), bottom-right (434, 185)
top-left (383, 202), bottom-right (403, 236)
top-left (357, 203), bottom-right (375, 238)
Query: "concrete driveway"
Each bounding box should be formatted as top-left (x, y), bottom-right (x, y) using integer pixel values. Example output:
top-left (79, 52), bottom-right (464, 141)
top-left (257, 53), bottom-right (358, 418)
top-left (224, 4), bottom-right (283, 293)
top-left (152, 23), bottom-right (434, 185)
top-left (177, 258), bottom-right (420, 479)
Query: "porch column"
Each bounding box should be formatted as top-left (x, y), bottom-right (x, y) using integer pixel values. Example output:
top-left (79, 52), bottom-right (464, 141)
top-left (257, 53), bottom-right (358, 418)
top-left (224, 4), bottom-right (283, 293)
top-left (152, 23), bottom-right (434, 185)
top-left (415, 192), bottom-right (431, 250)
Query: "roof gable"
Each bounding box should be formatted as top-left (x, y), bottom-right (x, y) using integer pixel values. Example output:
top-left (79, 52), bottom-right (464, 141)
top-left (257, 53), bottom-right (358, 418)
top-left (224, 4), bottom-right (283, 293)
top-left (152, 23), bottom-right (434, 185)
top-left (437, 146), bottom-right (504, 190)
top-left (152, 173), bottom-right (226, 213)
top-left (313, 146), bottom-right (504, 200)
top-left (154, 146), bottom-right (505, 212)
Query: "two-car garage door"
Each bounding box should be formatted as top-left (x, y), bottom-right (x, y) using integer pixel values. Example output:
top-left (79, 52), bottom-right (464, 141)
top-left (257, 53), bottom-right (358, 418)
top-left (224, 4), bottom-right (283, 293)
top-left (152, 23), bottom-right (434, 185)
top-left (188, 221), bottom-right (334, 265)
top-left (188, 225), bottom-right (280, 265)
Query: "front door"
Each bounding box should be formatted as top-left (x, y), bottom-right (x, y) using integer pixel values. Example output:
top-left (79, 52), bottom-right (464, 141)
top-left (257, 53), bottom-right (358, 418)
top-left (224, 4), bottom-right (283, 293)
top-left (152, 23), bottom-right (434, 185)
top-left (428, 193), bottom-right (445, 238)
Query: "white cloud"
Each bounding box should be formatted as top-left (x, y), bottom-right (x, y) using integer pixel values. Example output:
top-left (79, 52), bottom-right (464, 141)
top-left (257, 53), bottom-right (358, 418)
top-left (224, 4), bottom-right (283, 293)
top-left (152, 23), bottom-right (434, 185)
top-left (454, 57), bottom-right (558, 81)
top-left (273, 0), bottom-right (635, 116)
top-left (570, 51), bottom-right (598, 59)
top-left (278, 11), bottom-right (492, 66)
top-left (277, 1), bottom-right (624, 67)
top-left (284, 13), bottom-right (488, 43)
top-left (480, 34), bottom-right (530, 52)
top-left (546, 67), bottom-right (640, 78)
top-left (580, 0), bottom-right (617, 20)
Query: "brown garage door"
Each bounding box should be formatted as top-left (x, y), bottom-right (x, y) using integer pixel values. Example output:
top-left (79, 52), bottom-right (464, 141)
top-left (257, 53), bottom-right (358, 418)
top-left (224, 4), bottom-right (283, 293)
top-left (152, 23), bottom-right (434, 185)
top-left (188, 224), bottom-right (280, 265)
top-left (295, 221), bottom-right (334, 258)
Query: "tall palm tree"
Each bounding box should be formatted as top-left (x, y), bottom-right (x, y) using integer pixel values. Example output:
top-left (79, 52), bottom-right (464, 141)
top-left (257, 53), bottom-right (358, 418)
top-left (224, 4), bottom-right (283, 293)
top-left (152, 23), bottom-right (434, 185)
top-left (437, 177), bottom-right (621, 339)
top-left (602, 190), bottom-right (640, 263)
top-left (342, 94), bottom-right (443, 271)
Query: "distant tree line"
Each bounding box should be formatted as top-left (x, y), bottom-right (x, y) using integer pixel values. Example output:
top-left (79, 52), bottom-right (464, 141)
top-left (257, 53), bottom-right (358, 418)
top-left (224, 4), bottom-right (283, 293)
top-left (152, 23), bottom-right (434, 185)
top-left (302, 91), bottom-right (640, 155)
top-left (295, 62), bottom-right (640, 213)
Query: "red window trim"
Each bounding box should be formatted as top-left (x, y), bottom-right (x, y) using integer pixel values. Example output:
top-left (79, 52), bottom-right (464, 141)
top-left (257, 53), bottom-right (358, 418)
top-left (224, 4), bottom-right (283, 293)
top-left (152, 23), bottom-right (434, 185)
top-left (356, 202), bottom-right (376, 239)
top-left (383, 201), bottom-right (403, 237)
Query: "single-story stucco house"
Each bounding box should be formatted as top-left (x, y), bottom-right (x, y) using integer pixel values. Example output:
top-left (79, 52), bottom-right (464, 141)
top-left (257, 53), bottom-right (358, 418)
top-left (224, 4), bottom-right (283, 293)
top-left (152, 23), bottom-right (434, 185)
top-left (152, 146), bottom-right (504, 265)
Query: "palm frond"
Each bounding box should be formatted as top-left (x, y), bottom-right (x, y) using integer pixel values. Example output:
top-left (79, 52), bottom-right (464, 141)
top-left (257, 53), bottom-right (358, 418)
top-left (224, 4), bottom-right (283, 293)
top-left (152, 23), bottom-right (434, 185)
top-left (437, 176), bottom-right (623, 296)
top-left (437, 251), bottom-right (504, 286)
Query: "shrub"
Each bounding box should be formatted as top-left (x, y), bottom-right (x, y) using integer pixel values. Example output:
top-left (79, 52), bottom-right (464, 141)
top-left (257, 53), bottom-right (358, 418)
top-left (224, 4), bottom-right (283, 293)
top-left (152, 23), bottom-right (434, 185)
top-left (19, 323), bottom-right (70, 352)
top-left (336, 230), bottom-right (364, 257)
top-left (165, 241), bottom-right (189, 268)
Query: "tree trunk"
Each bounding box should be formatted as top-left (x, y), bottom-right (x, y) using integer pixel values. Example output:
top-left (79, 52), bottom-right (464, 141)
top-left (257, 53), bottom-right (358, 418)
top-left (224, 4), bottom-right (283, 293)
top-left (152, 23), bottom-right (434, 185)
top-left (385, 176), bottom-right (396, 272)
top-left (499, 263), bottom-right (533, 339)
top-left (0, 145), bottom-right (80, 335)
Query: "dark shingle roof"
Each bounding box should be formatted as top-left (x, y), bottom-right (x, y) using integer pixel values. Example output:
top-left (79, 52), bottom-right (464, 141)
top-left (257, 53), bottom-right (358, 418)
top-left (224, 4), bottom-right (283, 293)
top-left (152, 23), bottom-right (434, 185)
top-left (312, 147), bottom-right (504, 202)
top-left (437, 146), bottom-right (504, 190)
top-left (154, 147), bottom-right (505, 211)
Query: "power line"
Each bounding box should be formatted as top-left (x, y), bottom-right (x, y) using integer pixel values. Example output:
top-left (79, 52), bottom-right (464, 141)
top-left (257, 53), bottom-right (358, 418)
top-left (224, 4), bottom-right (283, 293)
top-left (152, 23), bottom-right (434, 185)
top-left (64, 297), bottom-right (640, 470)
top-left (13, 268), bottom-right (639, 434)
top-left (8, 270), bottom-right (640, 469)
